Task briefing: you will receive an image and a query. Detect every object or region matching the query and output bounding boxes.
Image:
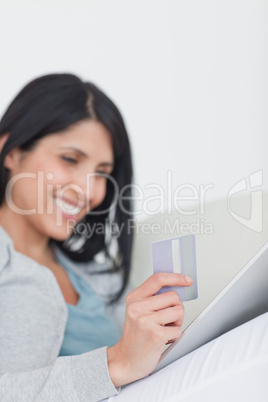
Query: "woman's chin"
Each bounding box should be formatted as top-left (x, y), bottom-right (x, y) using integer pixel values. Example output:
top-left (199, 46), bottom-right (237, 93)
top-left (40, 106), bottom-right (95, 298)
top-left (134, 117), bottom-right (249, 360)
top-left (47, 220), bottom-right (76, 241)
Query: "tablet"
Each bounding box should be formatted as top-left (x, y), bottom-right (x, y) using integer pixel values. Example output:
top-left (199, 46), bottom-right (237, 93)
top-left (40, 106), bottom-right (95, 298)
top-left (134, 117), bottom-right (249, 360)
top-left (152, 241), bottom-right (268, 374)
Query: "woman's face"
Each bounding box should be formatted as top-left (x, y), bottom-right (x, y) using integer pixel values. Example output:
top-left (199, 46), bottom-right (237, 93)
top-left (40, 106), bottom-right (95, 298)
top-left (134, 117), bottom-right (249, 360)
top-left (3, 120), bottom-right (114, 240)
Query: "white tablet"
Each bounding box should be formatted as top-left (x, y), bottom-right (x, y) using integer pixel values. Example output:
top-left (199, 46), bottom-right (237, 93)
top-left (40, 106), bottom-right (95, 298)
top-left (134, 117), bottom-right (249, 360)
top-left (152, 241), bottom-right (268, 373)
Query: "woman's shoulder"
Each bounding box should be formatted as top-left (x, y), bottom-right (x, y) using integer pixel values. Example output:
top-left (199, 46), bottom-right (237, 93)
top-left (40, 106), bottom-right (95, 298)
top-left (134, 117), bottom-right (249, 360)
top-left (0, 226), bottom-right (68, 372)
top-left (0, 224), bottom-right (68, 306)
top-left (0, 226), bottom-right (65, 299)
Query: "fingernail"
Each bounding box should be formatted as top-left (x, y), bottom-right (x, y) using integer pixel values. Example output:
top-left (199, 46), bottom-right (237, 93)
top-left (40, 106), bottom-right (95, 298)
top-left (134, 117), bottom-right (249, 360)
top-left (185, 276), bottom-right (192, 283)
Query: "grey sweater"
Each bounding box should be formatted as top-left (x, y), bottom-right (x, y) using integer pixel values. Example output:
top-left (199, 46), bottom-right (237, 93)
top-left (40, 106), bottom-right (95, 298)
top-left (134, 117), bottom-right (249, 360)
top-left (0, 225), bottom-right (128, 401)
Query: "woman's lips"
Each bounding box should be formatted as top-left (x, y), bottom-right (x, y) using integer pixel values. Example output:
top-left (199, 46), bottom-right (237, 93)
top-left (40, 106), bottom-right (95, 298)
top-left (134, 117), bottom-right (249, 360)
top-left (53, 196), bottom-right (83, 218)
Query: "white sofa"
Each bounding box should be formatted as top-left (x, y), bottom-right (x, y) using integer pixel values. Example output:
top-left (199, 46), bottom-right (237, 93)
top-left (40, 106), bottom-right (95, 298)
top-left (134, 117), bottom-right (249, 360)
top-left (130, 193), bottom-right (268, 330)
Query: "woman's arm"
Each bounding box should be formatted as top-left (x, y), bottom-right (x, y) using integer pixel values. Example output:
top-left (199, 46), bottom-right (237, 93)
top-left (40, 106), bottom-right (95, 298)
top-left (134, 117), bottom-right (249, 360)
top-left (0, 247), bottom-right (191, 401)
top-left (0, 250), bottom-right (119, 402)
top-left (0, 347), bottom-right (119, 402)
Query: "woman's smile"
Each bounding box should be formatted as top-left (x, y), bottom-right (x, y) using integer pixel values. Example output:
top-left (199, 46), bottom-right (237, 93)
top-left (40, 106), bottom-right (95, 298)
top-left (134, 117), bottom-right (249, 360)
top-left (53, 195), bottom-right (83, 219)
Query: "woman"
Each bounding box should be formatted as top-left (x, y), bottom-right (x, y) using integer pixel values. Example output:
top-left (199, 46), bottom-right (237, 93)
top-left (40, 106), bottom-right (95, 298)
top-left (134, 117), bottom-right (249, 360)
top-left (0, 74), bottom-right (267, 402)
top-left (0, 73), bottom-right (192, 401)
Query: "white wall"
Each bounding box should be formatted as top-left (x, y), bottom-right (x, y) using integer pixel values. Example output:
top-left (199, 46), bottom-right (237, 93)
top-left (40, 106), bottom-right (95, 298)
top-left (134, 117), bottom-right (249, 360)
top-left (0, 0), bottom-right (267, 220)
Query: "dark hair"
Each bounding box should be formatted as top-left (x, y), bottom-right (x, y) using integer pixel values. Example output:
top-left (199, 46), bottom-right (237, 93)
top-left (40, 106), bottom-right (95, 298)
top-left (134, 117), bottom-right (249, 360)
top-left (0, 73), bottom-right (134, 303)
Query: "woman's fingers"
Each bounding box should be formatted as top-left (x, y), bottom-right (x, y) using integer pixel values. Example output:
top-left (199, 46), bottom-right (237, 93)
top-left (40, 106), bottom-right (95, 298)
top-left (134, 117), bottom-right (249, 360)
top-left (128, 273), bottom-right (193, 301)
top-left (126, 277), bottom-right (187, 329)
top-left (107, 274), bottom-right (189, 387)
top-left (159, 324), bottom-right (182, 344)
top-left (142, 305), bottom-right (184, 326)
top-left (128, 290), bottom-right (183, 313)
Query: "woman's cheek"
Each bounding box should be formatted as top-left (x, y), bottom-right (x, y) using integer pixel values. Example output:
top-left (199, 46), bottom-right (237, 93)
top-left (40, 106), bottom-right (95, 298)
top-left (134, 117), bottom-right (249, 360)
top-left (46, 166), bottom-right (73, 193)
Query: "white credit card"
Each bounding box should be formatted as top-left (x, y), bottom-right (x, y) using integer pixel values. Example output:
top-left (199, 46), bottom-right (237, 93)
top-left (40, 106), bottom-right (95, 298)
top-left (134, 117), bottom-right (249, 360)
top-left (152, 234), bottom-right (198, 302)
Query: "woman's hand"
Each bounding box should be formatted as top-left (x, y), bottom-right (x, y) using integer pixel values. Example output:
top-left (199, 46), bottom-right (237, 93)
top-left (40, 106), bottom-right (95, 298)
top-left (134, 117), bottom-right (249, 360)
top-left (107, 273), bottom-right (193, 388)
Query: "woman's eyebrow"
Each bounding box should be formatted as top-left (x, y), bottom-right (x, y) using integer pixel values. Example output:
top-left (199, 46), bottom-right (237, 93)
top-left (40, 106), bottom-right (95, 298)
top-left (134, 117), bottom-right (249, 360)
top-left (59, 146), bottom-right (114, 167)
top-left (98, 162), bottom-right (114, 168)
top-left (59, 146), bottom-right (88, 158)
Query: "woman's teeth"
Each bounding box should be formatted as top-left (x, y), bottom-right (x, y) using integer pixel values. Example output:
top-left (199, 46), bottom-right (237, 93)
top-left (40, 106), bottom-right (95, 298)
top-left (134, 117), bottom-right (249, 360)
top-left (54, 197), bottom-right (82, 215)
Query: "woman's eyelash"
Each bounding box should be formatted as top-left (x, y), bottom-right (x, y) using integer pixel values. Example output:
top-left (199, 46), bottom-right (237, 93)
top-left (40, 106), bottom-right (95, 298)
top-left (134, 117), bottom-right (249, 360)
top-left (61, 156), bottom-right (78, 164)
top-left (96, 171), bottom-right (113, 176)
top-left (60, 157), bottom-right (111, 174)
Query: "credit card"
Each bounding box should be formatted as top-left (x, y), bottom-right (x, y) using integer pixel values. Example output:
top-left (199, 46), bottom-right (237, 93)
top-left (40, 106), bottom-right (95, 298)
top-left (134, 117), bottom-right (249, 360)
top-left (152, 234), bottom-right (198, 301)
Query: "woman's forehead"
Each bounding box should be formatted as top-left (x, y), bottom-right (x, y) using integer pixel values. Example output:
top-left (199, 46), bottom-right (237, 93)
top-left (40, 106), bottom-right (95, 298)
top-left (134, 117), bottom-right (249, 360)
top-left (37, 120), bottom-right (114, 162)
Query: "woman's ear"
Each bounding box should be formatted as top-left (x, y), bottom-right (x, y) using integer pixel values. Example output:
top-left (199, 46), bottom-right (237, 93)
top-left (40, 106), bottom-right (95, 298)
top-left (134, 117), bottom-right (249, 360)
top-left (0, 133), bottom-right (19, 170)
top-left (0, 133), bottom-right (9, 153)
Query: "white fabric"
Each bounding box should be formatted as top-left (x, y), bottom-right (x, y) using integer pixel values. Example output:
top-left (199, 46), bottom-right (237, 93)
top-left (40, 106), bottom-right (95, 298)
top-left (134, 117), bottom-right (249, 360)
top-left (103, 313), bottom-right (268, 402)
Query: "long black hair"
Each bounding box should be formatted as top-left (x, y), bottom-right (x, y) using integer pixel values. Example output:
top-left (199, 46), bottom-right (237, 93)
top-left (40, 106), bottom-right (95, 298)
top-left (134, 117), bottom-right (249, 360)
top-left (0, 73), bottom-right (134, 302)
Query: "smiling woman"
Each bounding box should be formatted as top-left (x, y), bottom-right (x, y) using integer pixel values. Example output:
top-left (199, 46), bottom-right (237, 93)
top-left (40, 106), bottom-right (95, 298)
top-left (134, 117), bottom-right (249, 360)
top-left (0, 74), bottom-right (265, 402)
top-left (0, 74), bottom-right (194, 401)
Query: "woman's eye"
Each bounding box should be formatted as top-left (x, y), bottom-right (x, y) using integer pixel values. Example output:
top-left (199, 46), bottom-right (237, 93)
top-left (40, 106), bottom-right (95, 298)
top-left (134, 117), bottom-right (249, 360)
top-left (61, 156), bottom-right (78, 164)
top-left (96, 171), bottom-right (110, 177)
